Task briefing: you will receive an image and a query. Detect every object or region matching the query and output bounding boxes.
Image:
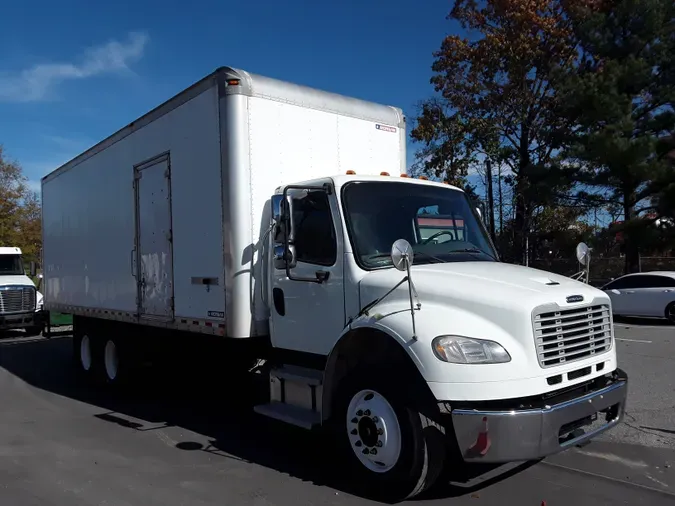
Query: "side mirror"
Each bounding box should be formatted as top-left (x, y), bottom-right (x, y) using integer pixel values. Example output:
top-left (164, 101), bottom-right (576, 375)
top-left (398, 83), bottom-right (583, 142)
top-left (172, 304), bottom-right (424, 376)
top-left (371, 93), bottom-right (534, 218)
top-left (271, 194), bottom-right (285, 244)
top-left (273, 244), bottom-right (297, 270)
top-left (391, 239), bottom-right (414, 272)
top-left (29, 261), bottom-right (37, 277)
top-left (271, 194), bottom-right (298, 245)
top-left (576, 242), bottom-right (590, 266)
top-left (271, 194), bottom-right (298, 270)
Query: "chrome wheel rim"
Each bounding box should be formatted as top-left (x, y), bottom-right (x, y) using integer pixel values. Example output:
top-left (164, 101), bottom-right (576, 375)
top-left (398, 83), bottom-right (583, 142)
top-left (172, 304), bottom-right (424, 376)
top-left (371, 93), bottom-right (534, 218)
top-left (80, 335), bottom-right (92, 371)
top-left (346, 389), bottom-right (402, 473)
top-left (104, 340), bottom-right (119, 381)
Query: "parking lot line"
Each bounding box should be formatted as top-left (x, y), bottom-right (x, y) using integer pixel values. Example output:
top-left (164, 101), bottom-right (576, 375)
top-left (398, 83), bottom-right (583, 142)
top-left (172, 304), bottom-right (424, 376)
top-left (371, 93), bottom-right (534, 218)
top-left (615, 338), bottom-right (653, 343)
top-left (613, 323), bottom-right (670, 330)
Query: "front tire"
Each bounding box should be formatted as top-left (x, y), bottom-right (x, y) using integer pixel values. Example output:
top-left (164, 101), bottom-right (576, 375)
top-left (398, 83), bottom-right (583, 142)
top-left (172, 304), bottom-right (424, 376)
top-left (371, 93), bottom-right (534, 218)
top-left (333, 370), bottom-right (446, 502)
top-left (24, 325), bottom-right (43, 337)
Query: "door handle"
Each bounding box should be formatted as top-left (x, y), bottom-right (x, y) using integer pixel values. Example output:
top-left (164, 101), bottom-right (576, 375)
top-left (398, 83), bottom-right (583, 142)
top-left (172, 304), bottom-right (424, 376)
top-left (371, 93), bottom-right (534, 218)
top-left (315, 270), bottom-right (330, 283)
top-left (664, 289), bottom-right (672, 293)
top-left (626, 290), bottom-right (635, 294)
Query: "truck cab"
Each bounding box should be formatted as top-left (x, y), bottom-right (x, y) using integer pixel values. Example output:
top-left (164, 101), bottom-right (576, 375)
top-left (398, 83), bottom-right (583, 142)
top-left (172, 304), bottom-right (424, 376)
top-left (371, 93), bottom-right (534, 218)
top-left (0, 247), bottom-right (44, 335)
top-left (256, 173), bottom-right (627, 500)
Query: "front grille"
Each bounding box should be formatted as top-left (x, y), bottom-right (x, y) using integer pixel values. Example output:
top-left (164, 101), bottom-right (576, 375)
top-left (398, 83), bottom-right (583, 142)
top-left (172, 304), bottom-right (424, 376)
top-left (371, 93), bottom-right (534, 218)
top-left (0, 286), bottom-right (36, 314)
top-left (533, 304), bottom-right (612, 368)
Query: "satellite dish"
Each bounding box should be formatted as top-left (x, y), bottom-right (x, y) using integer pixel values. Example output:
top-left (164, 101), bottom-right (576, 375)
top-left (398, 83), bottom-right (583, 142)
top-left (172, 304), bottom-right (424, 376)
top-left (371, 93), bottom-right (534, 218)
top-left (391, 239), bottom-right (414, 271)
top-left (576, 242), bottom-right (590, 264)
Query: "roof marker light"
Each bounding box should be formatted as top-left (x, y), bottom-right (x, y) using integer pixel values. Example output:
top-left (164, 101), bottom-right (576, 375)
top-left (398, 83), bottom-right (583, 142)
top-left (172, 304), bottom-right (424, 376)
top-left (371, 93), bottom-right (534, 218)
top-left (419, 176), bottom-right (429, 180)
top-left (380, 171), bottom-right (390, 176)
top-left (346, 170), bottom-right (356, 175)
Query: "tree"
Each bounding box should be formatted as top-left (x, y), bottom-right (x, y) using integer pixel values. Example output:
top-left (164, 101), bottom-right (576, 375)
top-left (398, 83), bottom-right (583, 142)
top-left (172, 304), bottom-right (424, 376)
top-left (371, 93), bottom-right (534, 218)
top-left (557, 0), bottom-right (675, 273)
top-left (412, 0), bottom-right (583, 264)
top-left (0, 145), bottom-right (42, 263)
top-left (409, 98), bottom-right (477, 189)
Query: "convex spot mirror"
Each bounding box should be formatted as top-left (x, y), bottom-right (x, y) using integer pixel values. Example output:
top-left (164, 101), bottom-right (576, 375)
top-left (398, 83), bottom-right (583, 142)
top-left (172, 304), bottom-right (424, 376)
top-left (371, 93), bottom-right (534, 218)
top-left (391, 239), bottom-right (414, 272)
top-left (576, 242), bottom-right (590, 265)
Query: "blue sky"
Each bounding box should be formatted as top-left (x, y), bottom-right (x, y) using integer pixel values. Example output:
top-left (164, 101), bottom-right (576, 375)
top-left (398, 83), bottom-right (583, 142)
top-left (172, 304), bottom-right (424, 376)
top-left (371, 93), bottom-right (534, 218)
top-left (0, 0), bottom-right (459, 193)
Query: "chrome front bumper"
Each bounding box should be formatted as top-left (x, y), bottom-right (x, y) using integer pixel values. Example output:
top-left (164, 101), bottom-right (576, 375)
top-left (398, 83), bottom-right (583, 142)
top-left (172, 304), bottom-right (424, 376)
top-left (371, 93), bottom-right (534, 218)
top-left (449, 370), bottom-right (628, 463)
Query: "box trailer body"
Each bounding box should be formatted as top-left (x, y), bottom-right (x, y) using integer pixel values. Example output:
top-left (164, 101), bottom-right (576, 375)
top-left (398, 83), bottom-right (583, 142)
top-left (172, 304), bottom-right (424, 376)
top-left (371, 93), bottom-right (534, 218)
top-left (42, 67), bottom-right (405, 339)
top-left (41, 67), bottom-right (628, 501)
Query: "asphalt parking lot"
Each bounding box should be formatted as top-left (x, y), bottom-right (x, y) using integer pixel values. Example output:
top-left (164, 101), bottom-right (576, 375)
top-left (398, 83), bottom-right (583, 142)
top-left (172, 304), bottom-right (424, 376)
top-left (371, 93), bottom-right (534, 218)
top-left (0, 322), bottom-right (673, 506)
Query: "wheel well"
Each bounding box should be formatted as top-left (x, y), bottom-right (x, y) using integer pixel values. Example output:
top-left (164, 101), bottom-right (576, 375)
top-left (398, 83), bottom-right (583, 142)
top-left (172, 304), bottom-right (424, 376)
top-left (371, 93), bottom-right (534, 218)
top-left (322, 327), bottom-right (436, 422)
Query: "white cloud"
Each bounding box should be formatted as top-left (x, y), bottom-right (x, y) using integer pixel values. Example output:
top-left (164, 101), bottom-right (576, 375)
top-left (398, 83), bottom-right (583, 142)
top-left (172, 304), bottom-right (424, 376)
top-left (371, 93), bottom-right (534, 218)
top-left (0, 32), bottom-right (149, 102)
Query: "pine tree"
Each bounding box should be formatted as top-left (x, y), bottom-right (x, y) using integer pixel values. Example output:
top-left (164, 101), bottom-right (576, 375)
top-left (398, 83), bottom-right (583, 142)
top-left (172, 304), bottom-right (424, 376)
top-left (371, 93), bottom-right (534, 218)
top-left (558, 0), bottom-right (675, 273)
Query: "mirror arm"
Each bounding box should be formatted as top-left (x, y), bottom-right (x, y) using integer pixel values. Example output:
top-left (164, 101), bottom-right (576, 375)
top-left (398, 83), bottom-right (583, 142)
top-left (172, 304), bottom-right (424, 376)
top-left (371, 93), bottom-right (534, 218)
top-left (406, 261), bottom-right (419, 341)
top-left (356, 276), bottom-right (409, 319)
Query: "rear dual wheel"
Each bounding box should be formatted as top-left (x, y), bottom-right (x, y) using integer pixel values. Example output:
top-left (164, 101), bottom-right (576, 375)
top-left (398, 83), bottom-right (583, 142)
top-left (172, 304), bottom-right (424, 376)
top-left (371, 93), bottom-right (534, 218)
top-left (73, 333), bottom-right (130, 386)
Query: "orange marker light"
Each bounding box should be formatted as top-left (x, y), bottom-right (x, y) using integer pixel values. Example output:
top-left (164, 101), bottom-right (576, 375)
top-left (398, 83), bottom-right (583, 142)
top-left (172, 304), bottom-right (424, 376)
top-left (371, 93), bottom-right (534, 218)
top-left (400, 173), bottom-right (409, 178)
top-left (346, 170), bottom-right (356, 175)
top-left (380, 171), bottom-right (390, 176)
top-left (419, 176), bottom-right (429, 180)
top-left (227, 79), bottom-right (241, 86)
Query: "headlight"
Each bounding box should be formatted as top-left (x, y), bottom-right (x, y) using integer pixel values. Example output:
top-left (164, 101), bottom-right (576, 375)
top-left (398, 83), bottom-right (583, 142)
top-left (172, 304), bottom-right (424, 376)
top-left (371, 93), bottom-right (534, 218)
top-left (432, 335), bottom-right (511, 364)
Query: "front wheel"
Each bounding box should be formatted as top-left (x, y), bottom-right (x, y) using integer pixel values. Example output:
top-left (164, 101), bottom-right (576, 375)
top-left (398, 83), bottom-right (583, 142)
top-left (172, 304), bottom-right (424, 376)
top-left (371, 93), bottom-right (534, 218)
top-left (24, 325), bottom-right (43, 337)
top-left (333, 370), bottom-right (446, 502)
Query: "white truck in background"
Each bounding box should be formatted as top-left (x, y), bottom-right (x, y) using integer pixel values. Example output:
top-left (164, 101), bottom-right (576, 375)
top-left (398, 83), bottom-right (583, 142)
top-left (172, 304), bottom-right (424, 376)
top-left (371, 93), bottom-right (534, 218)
top-left (40, 67), bottom-right (628, 501)
top-left (0, 246), bottom-right (44, 335)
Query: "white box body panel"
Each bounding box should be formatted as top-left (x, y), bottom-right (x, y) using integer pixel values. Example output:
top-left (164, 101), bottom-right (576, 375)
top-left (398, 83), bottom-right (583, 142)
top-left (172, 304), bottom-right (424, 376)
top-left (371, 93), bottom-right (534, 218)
top-left (42, 67), bottom-right (406, 337)
top-left (42, 86), bottom-right (225, 322)
top-left (246, 96), bottom-right (405, 328)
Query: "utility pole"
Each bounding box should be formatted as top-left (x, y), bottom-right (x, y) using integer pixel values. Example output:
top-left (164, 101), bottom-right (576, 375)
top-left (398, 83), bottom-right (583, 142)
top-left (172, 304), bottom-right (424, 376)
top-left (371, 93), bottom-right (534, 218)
top-left (497, 164), bottom-right (504, 234)
top-left (486, 159), bottom-right (496, 243)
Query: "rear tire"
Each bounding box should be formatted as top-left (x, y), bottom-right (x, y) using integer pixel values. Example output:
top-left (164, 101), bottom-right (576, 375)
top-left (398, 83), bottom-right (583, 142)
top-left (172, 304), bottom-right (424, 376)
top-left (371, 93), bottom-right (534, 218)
top-left (73, 333), bottom-right (96, 378)
top-left (101, 336), bottom-right (135, 388)
top-left (332, 369), bottom-right (446, 502)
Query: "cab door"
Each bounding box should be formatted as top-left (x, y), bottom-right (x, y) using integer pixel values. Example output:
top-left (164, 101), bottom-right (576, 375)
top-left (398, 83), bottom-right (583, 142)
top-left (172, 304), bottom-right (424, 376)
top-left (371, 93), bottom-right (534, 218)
top-left (268, 186), bottom-right (345, 356)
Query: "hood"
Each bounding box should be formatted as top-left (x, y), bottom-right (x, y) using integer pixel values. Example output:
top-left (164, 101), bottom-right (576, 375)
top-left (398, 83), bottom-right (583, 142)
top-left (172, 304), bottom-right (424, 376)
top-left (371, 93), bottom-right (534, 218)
top-left (0, 274), bottom-right (36, 289)
top-left (359, 261), bottom-right (606, 317)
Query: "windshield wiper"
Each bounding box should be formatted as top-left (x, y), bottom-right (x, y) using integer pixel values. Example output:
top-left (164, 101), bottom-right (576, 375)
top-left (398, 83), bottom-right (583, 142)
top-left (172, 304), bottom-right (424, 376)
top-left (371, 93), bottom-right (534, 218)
top-left (446, 248), bottom-right (496, 260)
top-left (365, 251), bottom-right (444, 264)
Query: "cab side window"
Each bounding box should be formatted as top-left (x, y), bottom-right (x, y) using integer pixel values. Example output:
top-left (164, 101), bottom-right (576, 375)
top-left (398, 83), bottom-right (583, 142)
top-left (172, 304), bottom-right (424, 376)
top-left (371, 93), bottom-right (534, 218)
top-left (291, 190), bottom-right (337, 266)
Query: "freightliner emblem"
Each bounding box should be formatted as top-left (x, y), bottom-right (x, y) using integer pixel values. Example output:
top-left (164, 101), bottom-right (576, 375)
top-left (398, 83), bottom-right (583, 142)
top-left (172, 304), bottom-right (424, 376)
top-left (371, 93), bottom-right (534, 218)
top-left (566, 295), bottom-right (584, 303)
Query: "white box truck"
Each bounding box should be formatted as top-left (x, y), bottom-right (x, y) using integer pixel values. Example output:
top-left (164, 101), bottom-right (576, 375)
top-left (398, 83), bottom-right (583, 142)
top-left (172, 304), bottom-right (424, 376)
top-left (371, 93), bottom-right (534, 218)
top-left (0, 246), bottom-right (44, 335)
top-left (41, 67), bottom-right (628, 501)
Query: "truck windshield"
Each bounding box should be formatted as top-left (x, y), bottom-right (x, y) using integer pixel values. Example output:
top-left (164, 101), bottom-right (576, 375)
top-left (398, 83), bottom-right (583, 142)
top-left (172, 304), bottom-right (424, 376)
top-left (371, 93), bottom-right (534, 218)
top-left (341, 181), bottom-right (497, 269)
top-left (0, 254), bottom-right (24, 276)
